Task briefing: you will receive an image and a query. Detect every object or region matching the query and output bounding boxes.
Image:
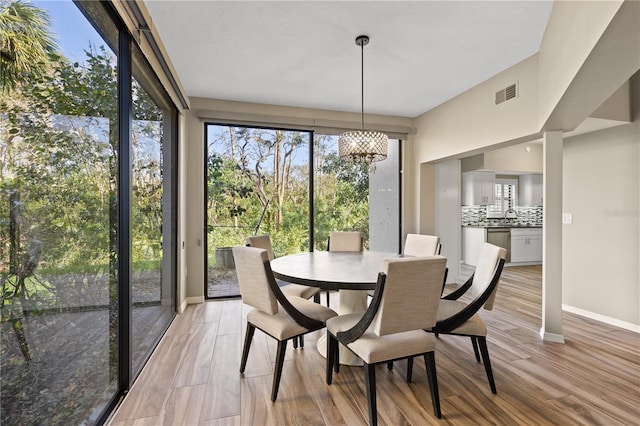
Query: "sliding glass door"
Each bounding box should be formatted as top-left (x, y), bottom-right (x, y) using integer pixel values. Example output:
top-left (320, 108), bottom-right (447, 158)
top-left (205, 125), bottom-right (310, 298)
top-left (205, 127), bottom-right (401, 298)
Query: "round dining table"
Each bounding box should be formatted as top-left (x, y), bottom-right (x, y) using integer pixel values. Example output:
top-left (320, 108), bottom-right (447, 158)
top-left (270, 250), bottom-right (404, 365)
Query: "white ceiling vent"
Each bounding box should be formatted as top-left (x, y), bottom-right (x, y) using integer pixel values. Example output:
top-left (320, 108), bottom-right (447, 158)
top-left (495, 83), bottom-right (518, 105)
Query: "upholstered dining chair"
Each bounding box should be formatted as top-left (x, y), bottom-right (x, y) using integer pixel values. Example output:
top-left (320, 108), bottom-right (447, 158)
top-left (326, 256), bottom-right (447, 425)
top-left (327, 230), bottom-right (364, 252)
top-left (325, 231), bottom-right (363, 306)
top-left (368, 233), bottom-right (443, 299)
top-left (431, 242), bottom-right (506, 394)
top-left (246, 235), bottom-right (321, 302)
top-left (232, 246), bottom-right (337, 402)
top-left (403, 233), bottom-right (441, 257)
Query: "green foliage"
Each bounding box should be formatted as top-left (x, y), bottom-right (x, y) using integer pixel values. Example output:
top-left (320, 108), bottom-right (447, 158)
top-left (206, 128), bottom-right (369, 258)
top-left (0, 0), bottom-right (60, 92)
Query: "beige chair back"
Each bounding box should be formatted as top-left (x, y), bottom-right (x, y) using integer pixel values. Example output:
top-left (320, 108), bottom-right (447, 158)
top-left (371, 256), bottom-right (447, 336)
top-left (232, 246), bottom-right (279, 315)
top-left (472, 243), bottom-right (507, 310)
top-left (328, 231), bottom-right (362, 252)
top-left (404, 234), bottom-right (440, 257)
top-left (246, 235), bottom-right (275, 260)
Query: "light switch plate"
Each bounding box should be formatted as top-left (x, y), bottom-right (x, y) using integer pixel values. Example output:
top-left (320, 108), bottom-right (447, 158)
top-left (562, 213), bottom-right (573, 224)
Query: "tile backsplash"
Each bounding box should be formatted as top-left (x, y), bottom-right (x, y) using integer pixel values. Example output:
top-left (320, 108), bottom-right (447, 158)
top-left (462, 205), bottom-right (543, 226)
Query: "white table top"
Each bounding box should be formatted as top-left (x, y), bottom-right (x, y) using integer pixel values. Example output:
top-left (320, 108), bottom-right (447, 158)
top-left (270, 251), bottom-right (403, 291)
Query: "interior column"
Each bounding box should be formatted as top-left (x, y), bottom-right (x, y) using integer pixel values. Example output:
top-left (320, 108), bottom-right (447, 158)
top-left (541, 130), bottom-right (565, 343)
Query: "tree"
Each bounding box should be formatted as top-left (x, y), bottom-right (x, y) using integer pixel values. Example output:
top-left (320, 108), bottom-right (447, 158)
top-left (0, 0), bottom-right (59, 92)
top-left (0, 0), bottom-right (60, 362)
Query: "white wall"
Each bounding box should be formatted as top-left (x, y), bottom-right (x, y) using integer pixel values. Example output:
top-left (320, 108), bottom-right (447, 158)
top-left (435, 161), bottom-right (462, 283)
top-left (562, 122), bottom-right (639, 329)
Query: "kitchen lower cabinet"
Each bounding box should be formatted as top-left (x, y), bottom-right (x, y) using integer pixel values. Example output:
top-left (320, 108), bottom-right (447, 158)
top-left (510, 228), bottom-right (542, 262)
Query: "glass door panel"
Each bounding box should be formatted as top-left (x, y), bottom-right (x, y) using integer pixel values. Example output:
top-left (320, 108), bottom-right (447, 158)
top-left (0, 1), bottom-right (119, 423)
top-left (130, 44), bottom-right (176, 377)
top-left (313, 134), bottom-right (371, 250)
top-left (205, 125), bottom-right (310, 298)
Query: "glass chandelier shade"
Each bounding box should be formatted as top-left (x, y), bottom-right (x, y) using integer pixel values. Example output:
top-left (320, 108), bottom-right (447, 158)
top-left (338, 130), bottom-right (388, 163)
top-left (338, 35), bottom-right (388, 165)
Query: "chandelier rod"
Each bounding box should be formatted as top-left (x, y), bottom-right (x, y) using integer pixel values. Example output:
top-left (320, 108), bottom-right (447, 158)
top-left (355, 36), bottom-right (370, 131)
top-left (360, 36), bottom-right (365, 131)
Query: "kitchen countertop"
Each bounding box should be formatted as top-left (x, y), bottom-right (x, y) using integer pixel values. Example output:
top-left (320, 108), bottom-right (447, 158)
top-left (463, 224), bottom-right (542, 228)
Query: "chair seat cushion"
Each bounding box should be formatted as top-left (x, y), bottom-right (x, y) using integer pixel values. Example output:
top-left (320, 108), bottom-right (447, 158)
top-left (327, 313), bottom-right (436, 365)
top-left (436, 299), bottom-right (487, 336)
top-left (248, 296), bottom-right (336, 340)
top-left (281, 283), bottom-right (321, 300)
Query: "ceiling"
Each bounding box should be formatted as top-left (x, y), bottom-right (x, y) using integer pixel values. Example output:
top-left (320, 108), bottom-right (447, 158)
top-left (144, 1), bottom-right (553, 118)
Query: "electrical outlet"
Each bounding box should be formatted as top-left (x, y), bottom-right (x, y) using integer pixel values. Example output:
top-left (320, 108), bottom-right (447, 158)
top-left (562, 213), bottom-right (573, 224)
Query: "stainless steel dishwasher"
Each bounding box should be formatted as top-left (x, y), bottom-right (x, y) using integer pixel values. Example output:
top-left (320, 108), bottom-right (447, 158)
top-left (486, 228), bottom-right (511, 262)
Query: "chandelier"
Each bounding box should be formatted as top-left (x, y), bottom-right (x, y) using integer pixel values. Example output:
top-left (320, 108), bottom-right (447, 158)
top-left (338, 35), bottom-right (388, 165)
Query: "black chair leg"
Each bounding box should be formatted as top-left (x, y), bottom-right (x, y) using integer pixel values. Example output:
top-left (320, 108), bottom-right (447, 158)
top-left (423, 352), bottom-right (442, 419)
top-left (326, 334), bottom-right (336, 385)
top-left (240, 323), bottom-right (255, 373)
top-left (313, 293), bottom-right (321, 304)
top-left (271, 340), bottom-right (288, 402)
top-left (364, 363), bottom-right (377, 426)
top-left (387, 361), bottom-right (394, 371)
top-left (406, 356), bottom-right (414, 383)
top-left (334, 337), bottom-right (340, 373)
top-left (299, 335), bottom-right (304, 348)
top-left (325, 291), bottom-right (331, 307)
top-left (471, 336), bottom-right (481, 362)
top-left (477, 336), bottom-right (497, 394)
top-left (293, 336), bottom-right (299, 349)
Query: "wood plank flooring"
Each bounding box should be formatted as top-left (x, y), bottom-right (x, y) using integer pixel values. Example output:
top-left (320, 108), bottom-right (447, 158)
top-left (109, 265), bottom-right (640, 425)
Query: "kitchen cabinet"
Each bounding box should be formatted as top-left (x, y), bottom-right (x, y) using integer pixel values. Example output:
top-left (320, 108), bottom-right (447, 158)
top-left (510, 228), bottom-right (542, 262)
top-left (463, 171), bottom-right (495, 205)
top-left (519, 174), bottom-right (543, 206)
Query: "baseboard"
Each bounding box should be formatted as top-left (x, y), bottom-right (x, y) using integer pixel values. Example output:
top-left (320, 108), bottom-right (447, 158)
top-left (562, 304), bottom-right (640, 333)
top-left (185, 296), bottom-right (205, 306)
top-left (178, 299), bottom-right (188, 313)
top-left (539, 328), bottom-right (565, 343)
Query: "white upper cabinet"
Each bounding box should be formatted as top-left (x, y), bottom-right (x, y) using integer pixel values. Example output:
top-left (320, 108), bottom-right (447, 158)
top-left (462, 171), bottom-right (496, 205)
top-left (519, 174), bottom-right (543, 206)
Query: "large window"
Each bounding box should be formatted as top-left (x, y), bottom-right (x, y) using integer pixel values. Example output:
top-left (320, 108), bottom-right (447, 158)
top-left (0, 1), bottom-right (177, 424)
top-left (205, 127), bottom-right (401, 298)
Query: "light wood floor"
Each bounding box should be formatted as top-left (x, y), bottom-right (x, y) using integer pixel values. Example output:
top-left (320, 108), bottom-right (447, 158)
top-left (109, 265), bottom-right (640, 425)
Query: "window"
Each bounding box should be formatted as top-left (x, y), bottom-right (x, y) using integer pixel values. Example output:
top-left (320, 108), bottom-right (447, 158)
top-left (0, 1), bottom-right (177, 424)
top-left (488, 178), bottom-right (517, 217)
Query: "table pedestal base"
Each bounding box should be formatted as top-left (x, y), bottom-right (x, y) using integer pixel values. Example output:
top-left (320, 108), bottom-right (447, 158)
top-left (316, 289), bottom-right (367, 366)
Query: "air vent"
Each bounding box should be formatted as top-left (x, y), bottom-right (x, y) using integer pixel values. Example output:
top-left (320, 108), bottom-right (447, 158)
top-left (495, 83), bottom-right (518, 105)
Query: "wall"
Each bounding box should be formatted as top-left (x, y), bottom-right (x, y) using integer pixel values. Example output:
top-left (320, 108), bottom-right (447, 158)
top-left (483, 143), bottom-right (543, 173)
top-left (409, 1), bottom-right (640, 331)
top-left (562, 122), bottom-right (639, 329)
top-left (537, 1), bottom-right (623, 129)
top-left (413, 54), bottom-right (541, 163)
top-left (435, 161), bottom-right (462, 282)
